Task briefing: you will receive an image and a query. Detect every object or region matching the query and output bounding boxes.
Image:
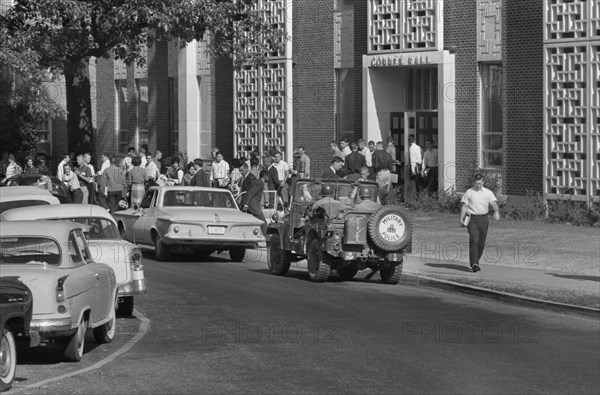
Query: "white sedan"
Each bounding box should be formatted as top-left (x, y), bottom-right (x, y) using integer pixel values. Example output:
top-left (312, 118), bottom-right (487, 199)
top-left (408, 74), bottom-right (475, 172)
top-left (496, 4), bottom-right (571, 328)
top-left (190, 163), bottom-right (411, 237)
top-left (113, 186), bottom-right (266, 262)
top-left (1, 205), bottom-right (146, 316)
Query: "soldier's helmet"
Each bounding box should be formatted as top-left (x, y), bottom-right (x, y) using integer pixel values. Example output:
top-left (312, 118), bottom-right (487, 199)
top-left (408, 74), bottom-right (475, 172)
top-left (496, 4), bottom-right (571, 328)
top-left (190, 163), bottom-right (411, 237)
top-left (321, 183), bottom-right (334, 197)
top-left (359, 186), bottom-right (374, 200)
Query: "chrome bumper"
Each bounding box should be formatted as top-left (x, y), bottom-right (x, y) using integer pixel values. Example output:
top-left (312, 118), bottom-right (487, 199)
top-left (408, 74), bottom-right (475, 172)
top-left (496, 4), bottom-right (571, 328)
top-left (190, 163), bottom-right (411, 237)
top-left (31, 318), bottom-right (77, 339)
top-left (118, 278), bottom-right (147, 296)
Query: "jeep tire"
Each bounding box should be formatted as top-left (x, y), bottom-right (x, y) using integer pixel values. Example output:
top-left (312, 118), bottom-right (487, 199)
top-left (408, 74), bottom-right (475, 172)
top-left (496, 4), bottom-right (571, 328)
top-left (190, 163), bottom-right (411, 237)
top-left (267, 233), bottom-right (291, 275)
top-left (380, 262), bottom-right (402, 285)
top-left (368, 205), bottom-right (413, 252)
top-left (307, 239), bottom-right (330, 282)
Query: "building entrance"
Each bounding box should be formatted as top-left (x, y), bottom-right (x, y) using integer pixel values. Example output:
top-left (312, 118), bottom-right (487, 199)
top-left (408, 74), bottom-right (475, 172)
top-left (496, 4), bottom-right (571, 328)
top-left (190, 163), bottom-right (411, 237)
top-left (390, 111), bottom-right (438, 194)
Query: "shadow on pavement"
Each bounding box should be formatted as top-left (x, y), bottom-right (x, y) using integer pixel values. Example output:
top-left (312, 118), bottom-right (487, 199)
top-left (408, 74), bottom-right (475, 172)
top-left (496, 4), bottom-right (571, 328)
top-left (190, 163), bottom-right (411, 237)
top-left (547, 273), bottom-right (600, 282)
top-left (248, 268), bottom-right (388, 285)
top-left (424, 263), bottom-right (472, 272)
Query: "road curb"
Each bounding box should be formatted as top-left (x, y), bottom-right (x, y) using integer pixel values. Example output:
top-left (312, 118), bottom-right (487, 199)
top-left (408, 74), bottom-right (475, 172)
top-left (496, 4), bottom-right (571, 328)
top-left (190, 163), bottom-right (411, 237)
top-left (257, 247), bottom-right (599, 316)
top-left (401, 272), bottom-right (600, 317)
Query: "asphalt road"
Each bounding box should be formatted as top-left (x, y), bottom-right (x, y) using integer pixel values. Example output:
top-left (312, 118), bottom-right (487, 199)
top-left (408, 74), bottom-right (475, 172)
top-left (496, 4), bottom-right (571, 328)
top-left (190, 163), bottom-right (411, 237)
top-left (12, 248), bottom-right (600, 394)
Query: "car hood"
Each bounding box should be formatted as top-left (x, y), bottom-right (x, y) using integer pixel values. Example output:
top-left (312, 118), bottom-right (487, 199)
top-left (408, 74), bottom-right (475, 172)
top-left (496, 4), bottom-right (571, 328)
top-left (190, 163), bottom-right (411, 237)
top-left (157, 208), bottom-right (265, 226)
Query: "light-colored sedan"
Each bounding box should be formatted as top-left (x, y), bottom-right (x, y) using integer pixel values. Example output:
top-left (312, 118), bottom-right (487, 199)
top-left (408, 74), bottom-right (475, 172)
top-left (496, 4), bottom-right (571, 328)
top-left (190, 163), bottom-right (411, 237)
top-left (0, 186), bottom-right (60, 215)
top-left (1, 204), bottom-right (147, 316)
top-left (113, 186), bottom-right (266, 262)
top-left (0, 221), bottom-right (118, 362)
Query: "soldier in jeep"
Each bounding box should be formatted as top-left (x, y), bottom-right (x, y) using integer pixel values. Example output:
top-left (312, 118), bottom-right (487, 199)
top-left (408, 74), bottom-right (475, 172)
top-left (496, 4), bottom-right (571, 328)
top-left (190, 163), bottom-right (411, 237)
top-left (352, 185), bottom-right (381, 212)
top-left (311, 184), bottom-right (350, 219)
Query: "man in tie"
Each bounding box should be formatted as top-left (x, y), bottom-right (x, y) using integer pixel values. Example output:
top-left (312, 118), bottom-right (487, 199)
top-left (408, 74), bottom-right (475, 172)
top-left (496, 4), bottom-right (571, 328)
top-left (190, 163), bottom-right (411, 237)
top-left (241, 167), bottom-right (268, 236)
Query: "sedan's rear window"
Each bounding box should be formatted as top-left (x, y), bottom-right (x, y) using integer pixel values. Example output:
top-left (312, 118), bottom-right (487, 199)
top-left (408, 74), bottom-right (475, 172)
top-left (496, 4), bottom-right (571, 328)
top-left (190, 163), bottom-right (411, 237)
top-left (0, 200), bottom-right (51, 215)
top-left (163, 190), bottom-right (235, 208)
top-left (0, 237), bottom-right (61, 265)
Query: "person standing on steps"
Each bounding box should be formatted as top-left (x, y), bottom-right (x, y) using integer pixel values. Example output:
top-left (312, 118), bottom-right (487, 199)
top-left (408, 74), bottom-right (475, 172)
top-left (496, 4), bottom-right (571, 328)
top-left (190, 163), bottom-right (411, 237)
top-left (459, 174), bottom-right (501, 273)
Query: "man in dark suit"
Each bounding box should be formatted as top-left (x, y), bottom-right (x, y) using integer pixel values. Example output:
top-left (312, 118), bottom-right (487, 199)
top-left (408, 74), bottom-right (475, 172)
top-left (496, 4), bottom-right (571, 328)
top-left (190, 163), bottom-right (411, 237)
top-left (241, 168), bottom-right (268, 236)
top-left (190, 158), bottom-right (211, 187)
top-left (321, 156), bottom-right (344, 179)
top-left (343, 142), bottom-right (366, 181)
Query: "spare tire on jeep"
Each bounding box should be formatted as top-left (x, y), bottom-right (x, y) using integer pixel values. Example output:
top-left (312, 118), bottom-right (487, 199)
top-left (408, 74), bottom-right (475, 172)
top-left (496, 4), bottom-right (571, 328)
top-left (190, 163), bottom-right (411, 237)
top-left (367, 205), bottom-right (413, 251)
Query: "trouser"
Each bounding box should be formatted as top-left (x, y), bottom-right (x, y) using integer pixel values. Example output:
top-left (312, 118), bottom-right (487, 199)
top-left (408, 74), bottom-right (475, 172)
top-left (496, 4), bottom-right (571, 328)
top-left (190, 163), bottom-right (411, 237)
top-left (107, 191), bottom-right (123, 213)
top-left (467, 214), bottom-right (489, 267)
top-left (426, 167), bottom-right (438, 196)
top-left (70, 189), bottom-right (84, 204)
top-left (249, 208), bottom-right (267, 236)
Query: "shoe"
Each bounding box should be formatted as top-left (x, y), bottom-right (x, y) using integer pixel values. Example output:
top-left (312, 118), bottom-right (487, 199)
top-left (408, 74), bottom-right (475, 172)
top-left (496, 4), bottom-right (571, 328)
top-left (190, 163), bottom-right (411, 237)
top-left (472, 264), bottom-right (481, 273)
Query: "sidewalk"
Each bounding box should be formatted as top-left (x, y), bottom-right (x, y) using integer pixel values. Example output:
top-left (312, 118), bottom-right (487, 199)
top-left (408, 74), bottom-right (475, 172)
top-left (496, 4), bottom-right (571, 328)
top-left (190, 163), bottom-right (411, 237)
top-left (401, 255), bottom-right (600, 313)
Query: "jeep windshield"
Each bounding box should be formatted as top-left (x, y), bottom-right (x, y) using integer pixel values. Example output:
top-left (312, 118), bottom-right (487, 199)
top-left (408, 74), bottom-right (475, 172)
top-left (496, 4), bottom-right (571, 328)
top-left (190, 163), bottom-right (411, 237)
top-left (0, 237), bottom-right (61, 265)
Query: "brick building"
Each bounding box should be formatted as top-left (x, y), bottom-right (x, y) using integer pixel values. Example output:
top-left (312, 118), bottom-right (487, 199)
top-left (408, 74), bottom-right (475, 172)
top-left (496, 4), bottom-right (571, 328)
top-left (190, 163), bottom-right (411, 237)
top-left (37, 0), bottom-right (599, 204)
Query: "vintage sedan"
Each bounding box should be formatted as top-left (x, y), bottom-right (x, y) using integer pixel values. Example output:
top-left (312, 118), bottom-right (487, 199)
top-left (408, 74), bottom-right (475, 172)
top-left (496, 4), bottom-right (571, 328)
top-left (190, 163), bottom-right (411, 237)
top-left (0, 277), bottom-right (33, 391)
top-left (114, 186), bottom-right (266, 262)
top-left (0, 221), bottom-right (118, 362)
top-left (0, 186), bottom-right (60, 215)
top-left (1, 204), bottom-right (147, 317)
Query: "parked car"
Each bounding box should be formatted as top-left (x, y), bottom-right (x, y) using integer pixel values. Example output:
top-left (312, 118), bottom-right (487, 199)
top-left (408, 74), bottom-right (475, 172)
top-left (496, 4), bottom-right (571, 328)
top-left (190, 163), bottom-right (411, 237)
top-left (1, 204), bottom-right (147, 317)
top-left (266, 179), bottom-right (413, 284)
top-left (1, 174), bottom-right (70, 203)
top-left (0, 186), bottom-right (60, 215)
top-left (0, 221), bottom-right (118, 362)
top-left (113, 186), bottom-right (266, 262)
top-left (0, 277), bottom-right (33, 391)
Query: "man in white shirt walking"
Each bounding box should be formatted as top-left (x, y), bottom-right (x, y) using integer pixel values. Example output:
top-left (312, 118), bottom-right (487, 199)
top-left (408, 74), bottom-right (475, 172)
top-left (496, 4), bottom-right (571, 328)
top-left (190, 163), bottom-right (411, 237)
top-left (459, 174), bottom-right (501, 272)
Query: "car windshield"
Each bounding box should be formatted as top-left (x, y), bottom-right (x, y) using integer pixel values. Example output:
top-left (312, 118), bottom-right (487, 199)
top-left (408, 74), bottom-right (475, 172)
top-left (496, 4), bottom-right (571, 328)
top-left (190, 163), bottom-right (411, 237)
top-left (293, 181), bottom-right (356, 204)
top-left (163, 190), bottom-right (236, 208)
top-left (65, 217), bottom-right (120, 240)
top-left (0, 237), bottom-right (61, 265)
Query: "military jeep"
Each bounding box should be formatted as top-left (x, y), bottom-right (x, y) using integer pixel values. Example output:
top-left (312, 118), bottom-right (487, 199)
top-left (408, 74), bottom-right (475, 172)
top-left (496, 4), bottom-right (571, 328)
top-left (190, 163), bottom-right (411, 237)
top-left (266, 178), bottom-right (413, 284)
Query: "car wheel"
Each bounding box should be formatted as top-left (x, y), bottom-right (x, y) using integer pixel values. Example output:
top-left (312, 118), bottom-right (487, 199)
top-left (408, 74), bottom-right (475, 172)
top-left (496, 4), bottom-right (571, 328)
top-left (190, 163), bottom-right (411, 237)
top-left (337, 265), bottom-right (359, 279)
top-left (154, 236), bottom-right (171, 261)
top-left (0, 329), bottom-right (16, 391)
top-left (380, 262), bottom-right (402, 285)
top-left (307, 239), bottom-right (330, 282)
top-left (117, 296), bottom-right (134, 317)
top-left (229, 247), bottom-right (246, 262)
top-left (93, 304), bottom-right (116, 344)
top-left (267, 233), bottom-right (291, 276)
top-left (64, 315), bottom-right (88, 362)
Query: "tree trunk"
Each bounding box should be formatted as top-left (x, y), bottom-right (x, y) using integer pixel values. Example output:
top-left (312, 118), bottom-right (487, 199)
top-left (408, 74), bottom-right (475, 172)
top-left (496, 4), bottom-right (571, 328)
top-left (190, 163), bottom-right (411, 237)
top-left (64, 58), bottom-right (94, 154)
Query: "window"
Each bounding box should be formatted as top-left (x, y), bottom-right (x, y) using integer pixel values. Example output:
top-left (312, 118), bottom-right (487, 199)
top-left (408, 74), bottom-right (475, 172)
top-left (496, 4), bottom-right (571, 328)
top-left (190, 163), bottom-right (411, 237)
top-left (137, 78), bottom-right (149, 149)
top-left (169, 78), bottom-right (179, 154)
top-left (481, 64), bottom-right (504, 167)
top-left (36, 119), bottom-right (52, 155)
top-left (336, 68), bottom-right (355, 141)
top-left (116, 80), bottom-right (128, 154)
top-left (0, 237), bottom-right (61, 265)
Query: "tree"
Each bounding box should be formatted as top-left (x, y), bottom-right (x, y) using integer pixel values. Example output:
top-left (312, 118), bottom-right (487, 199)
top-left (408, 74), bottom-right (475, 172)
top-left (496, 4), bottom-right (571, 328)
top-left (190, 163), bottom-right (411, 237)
top-left (3, 0), bottom-right (285, 154)
top-left (0, 18), bottom-right (64, 156)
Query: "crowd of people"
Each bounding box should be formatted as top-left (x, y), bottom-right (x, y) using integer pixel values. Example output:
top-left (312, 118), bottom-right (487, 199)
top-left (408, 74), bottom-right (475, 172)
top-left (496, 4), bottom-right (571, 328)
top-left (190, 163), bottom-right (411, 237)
top-left (1, 135), bottom-right (439, 214)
